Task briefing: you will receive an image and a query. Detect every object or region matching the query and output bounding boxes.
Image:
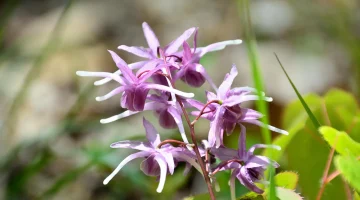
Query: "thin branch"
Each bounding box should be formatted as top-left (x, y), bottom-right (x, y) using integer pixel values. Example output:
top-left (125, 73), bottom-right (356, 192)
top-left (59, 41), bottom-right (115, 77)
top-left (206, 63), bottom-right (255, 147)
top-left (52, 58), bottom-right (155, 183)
top-left (157, 139), bottom-right (194, 149)
top-left (191, 100), bottom-right (221, 125)
top-left (316, 103), bottom-right (334, 200)
top-left (177, 98), bottom-right (216, 200)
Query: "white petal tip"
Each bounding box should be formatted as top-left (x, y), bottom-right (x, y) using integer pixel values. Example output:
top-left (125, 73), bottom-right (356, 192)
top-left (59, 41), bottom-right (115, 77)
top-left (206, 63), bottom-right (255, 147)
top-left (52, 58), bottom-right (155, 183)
top-left (156, 188), bottom-right (162, 193)
top-left (282, 131), bottom-right (289, 135)
top-left (100, 119), bottom-right (107, 124)
top-left (103, 179), bottom-right (110, 185)
top-left (94, 80), bottom-right (104, 86)
top-left (268, 97), bottom-right (273, 102)
top-left (272, 145), bottom-right (281, 150)
top-left (95, 97), bottom-right (104, 101)
top-left (76, 71), bottom-right (87, 76)
top-left (187, 93), bottom-right (195, 98)
top-left (234, 39), bottom-right (243, 44)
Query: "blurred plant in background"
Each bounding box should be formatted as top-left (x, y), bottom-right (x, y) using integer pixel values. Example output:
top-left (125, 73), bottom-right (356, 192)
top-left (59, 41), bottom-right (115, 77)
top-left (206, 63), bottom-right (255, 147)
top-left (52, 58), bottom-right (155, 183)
top-left (0, 0), bottom-right (359, 200)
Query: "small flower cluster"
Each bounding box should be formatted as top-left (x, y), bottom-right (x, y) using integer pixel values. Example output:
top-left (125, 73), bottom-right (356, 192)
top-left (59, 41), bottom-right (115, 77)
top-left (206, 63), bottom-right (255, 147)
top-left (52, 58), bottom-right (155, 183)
top-left (77, 22), bottom-right (288, 195)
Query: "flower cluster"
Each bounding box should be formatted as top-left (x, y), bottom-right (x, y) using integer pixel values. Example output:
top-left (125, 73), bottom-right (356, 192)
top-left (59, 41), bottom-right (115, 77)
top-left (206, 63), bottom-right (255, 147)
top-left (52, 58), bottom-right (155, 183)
top-left (76, 22), bottom-right (288, 195)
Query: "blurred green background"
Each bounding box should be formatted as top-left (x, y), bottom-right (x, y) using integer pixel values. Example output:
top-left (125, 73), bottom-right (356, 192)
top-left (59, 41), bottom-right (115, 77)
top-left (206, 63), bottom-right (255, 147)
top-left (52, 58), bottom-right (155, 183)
top-left (0, 0), bottom-right (359, 199)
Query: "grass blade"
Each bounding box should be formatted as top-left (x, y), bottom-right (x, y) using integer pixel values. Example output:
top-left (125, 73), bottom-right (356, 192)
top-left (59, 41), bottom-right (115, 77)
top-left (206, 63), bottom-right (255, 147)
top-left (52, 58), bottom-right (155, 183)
top-left (274, 53), bottom-right (321, 129)
top-left (238, 0), bottom-right (275, 199)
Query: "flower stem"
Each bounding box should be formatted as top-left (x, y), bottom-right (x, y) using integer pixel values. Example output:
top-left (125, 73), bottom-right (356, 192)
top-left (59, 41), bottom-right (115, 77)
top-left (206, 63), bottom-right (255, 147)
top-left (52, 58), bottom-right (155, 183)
top-left (191, 100), bottom-right (221, 125)
top-left (177, 98), bottom-right (216, 200)
top-left (157, 139), bottom-right (194, 148)
top-left (161, 55), bottom-right (216, 199)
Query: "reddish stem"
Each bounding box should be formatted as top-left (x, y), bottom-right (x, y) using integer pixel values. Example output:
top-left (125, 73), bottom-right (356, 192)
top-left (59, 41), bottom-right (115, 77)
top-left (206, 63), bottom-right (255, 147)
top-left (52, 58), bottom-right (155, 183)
top-left (157, 139), bottom-right (193, 148)
top-left (160, 56), bottom-right (216, 200)
top-left (191, 100), bottom-right (221, 125)
top-left (177, 98), bottom-right (216, 200)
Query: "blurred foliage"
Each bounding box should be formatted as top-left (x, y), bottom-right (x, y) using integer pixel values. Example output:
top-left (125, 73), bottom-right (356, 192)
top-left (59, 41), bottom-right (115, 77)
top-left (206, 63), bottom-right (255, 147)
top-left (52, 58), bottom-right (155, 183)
top-left (264, 88), bottom-right (359, 200)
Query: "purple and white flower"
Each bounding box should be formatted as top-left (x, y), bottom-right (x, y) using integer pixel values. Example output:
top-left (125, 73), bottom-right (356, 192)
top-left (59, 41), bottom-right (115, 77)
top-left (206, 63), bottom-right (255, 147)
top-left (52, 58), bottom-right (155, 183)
top-left (211, 125), bottom-right (280, 194)
top-left (76, 50), bottom-right (194, 111)
top-left (103, 118), bottom-right (200, 193)
top-left (188, 65), bottom-right (288, 147)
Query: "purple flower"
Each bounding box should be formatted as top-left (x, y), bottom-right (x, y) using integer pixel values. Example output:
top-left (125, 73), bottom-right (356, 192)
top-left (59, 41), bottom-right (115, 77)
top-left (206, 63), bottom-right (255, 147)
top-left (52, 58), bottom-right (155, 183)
top-left (117, 22), bottom-right (197, 84)
top-left (76, 50), bottom-right (194, 111)
top-left (100, 93), bottom-right (190, 144)
top-left (211, 125), bottom-right (280, 194)
top-left (92, 22), bottom-right (195, 86)
top-left (188, 65), bottom-right (288, 147)
top-left (103, 118), bottom-right (199, 193)
top-left (174, 29), bottom-right (242, 89)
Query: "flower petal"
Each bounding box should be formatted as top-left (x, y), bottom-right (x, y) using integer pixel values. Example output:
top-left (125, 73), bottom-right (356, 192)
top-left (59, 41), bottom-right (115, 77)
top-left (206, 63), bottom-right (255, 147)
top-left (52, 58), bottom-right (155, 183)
top-left (145, 84), bottom-right (194, 98)
top-left (238, 124), bottom-right (247, 159)
top-left (143, 118), bottom-right (161, 147)
top-left (161, 152), bottom-right (175, 175)
top-left (186, 99), bottom-right (205, 110)
top-left (141, 155), bottom-right (160, 176)
top-left (154, 156), bottom-right (168, 193)
top-left (248, 144), bottom-right (281, 154)
top-left (247, 155), bottom-right (279, 169)
top-left (108, 50), bottom-right (136, 83)
top-left (103, 151), bottom-right (149, 185)
top-left (210, 146), bottom-right (238, 161)
top-left (110, 140), bottom-right (151, 151)
top-left (230, 169), bottom-right (237, 200)
top-left (95, 86), bottom-right (127, 102)
top-left (193, 28), bottom-right (198, 52)
top-left (196, 39), bottom-right (242, 57)
top-left (158, 109), bottom-right (177, 129)
top-left (167, 106), bottom-right (190, 144)
top-left (142, 22), bottom-right (160, 56)
top-left (182, 42), bottom-right (192, 61)
top-left (240, 120), bottom-right (289, 135)
top-left (164, 27), bottom-right (196, 55)
top-left (194, 64), bottom-right (217, 91)
top-left (118, 45), bottom-right (153, 59)
top-left (133, 86), bottom-right (150, 111)
top-left (94, 61), bottom-right (147, 86)
top-left (229, 86), bottom-right (265, 96)
top-left (237, 167), bottom-right (264, 194)
top-left (238, 108), bottom-right (264, 121)
top-left (223, 95), bottom-right (273, 107)
top-left (208, 106), bottom-right (226, 147)
top-left (172, 151), bottom-right (202, 174)
top-left (218, 65), bottom-right (238, 99)
top-left (100, 110), bottom-right (139, 124)
top-left (76, 71), bottom-right (127, 85)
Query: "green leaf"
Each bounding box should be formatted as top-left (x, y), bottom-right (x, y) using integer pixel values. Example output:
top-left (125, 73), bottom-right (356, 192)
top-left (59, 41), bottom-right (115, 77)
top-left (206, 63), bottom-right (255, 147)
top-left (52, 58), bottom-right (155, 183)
top-left (319, 126), bottom-right (360, 156)
top-left (334, 155), bottom-right (360, 192)
top-left (275, 187), bottom-right (302, 200)
top-left (286, 113), bottom-right (347, 200)
top-left (275, 54), bottom-right (321, 130)
top-left (275, 172), bottom-right (298, 190)
top-left (238, 192), bottom-right (261, 200)
top-left (324, 89), bottom-right (359, 131)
